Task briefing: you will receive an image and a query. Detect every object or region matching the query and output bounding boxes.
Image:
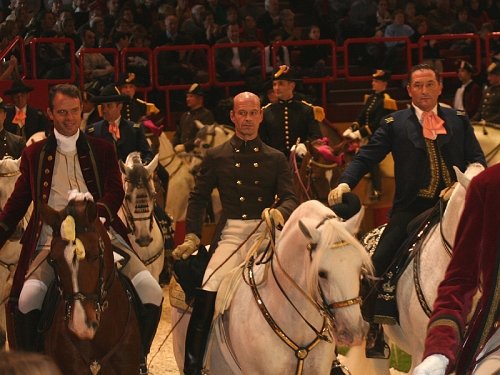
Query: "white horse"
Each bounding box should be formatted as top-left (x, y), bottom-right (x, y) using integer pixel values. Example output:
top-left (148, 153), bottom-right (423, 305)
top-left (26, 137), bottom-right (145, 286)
top-left (472, 122), bottom-right (500, 165)
top-left (346, 162), bottom-right (485, 374)
top-left (171, 200), bottom-right (373, 374)
top-left (193, 120), bottom-right (235, 158)
top-left (158, 133), bottom-right (197, 223)
top-left (0, 157), bottom-right (30, 349)
top-left (118, 152), bottom-right (164, 281)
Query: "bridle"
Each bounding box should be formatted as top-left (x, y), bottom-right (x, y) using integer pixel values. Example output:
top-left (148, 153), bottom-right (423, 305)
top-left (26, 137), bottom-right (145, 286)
top-left (122, 176), bottom-right (155, 234)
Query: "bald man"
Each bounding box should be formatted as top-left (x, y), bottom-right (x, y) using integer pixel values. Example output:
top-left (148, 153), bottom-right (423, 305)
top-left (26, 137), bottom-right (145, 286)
top-left (173, 92), bottom-right (298, 375)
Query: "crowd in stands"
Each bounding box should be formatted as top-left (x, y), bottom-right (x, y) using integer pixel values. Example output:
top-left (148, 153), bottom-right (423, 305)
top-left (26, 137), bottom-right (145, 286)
top-left (1, 0), bottom-right (500, 115)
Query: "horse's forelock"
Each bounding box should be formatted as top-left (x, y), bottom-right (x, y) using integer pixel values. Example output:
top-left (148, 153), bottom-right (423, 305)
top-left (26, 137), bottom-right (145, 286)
top-left (125, 152), bottom-right (143, 167)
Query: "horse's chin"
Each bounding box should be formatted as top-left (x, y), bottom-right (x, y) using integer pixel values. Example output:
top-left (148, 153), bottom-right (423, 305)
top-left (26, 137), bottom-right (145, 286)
top-left (69, 322), bottom-right (98, 340)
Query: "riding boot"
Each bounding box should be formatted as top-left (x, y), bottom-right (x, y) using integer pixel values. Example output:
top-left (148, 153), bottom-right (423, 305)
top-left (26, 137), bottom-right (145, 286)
top-left (365, 322), bottom-right (390, 359)
top-left (373, 271), bottom-right (398, 326)
top-left (139, 302), bottom-right (163, 375)
top-left (184, 289), bottom-right (217, 375)
top-left (13, 309), bottom-right (42, 352)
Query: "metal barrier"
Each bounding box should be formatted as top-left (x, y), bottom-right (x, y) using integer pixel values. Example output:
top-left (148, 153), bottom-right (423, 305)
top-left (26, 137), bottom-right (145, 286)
top-left (0, 36), bottom-right (27, 79)
top-left (273, 39), bottom-right (336, 108)
top-left (77, 47), bottom-right (119, 88)
top-left (29, 37), bottom-right (76, 83)
top-left (485, 32), bottom-right (500, 67)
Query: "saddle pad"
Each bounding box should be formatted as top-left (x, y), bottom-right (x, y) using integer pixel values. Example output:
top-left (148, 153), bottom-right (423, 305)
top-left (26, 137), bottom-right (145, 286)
top-left (168, 278), bottom-right (192, 312)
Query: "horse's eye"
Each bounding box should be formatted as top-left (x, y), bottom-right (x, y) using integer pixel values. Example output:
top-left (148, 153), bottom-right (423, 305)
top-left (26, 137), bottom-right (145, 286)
top-left (318, 270), bottom-right (327, 279)
top-left (202, 144), bottom-right (210, 149)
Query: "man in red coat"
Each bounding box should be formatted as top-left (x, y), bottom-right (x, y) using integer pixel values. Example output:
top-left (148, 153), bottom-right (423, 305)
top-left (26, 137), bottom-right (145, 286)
top-left (0, 84), bottom-right (162, 375)
top-left (414, 164), bottom-right (500, 375)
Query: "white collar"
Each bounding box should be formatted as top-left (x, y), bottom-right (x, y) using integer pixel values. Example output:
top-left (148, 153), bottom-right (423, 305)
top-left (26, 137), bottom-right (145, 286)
top-left (54, 128), bottom-right (80, 153)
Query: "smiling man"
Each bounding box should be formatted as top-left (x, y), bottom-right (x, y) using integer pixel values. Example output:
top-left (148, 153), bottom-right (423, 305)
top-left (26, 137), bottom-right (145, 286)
top-left (328, 63), bottom-right (486, 359)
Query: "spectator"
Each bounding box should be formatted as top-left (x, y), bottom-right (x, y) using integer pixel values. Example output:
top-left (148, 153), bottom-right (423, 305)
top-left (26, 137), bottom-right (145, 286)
top-left (81, 80), bottom-right (102, 131)
top-left (202, 10), bottom-right (223, 45)
top-left (487, 0), bottom-right (500, 22)
top-left (371, 0), bottom-right (392, 36)
top-left (181, 4), bottom-right (207, 44)
top-left (410, 16), bottom-right (442, 73)
top-left (278, 8), bottom-right (300, 42)
top-left (383, 9), bottom-right (414, 72)
top-left (73, 0), bottom-right (90, 30)
top-left (0, 55), bottom-right (19, 81)
top-left (264, 29), bottom-right (290, 74)
top-left (427, 0), bottom-right (456, 34)
top-left (257, 0), bottom-right (281, 42)
top-left (453, 60), bottom-right (481, 119)
top-left (404, 1), bottom-right (418, 30)
top-left (89, 15), bottom-right (106, 47)
top-left (467, 0), bottom-right (490, 31)
top-left (240, 14), bottom-right (265, 43)
top-left (56, 10), bottom-right (79, 48)
top-left (76, 26), bottom-right (115, 84)
top-left (103, 0), bottom-right (120, 34)
top-left (450, 8), bottom-right (476, 34)
top-left (299, 24), bottom-right (330, 78)
top-left (205, 0), bottom-right (226, 26)
top-left (36, 30), bottom-right (73, 79)
top-left (238, 0), bottom-right (265, 24)
top-left (0, 351), bottom-right (62, 375)
top-left (349, 0), bottom-right (378, 37)
top-left (220, 4), bottom-right (240, 36)
top-left (48, 0), bottom-right (63, 18)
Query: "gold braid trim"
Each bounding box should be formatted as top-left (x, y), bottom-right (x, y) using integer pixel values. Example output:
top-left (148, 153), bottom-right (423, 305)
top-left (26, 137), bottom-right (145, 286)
top-left (418, 140), bottom-right (452, 198)
top-left (428, 318), bottom-right (462, 340)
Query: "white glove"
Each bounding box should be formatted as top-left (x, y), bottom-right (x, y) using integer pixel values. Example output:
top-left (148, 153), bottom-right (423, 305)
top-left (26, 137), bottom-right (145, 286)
top-left (346, 130), bottom-right (361, 140)
top-left (328, 183), bottom-right (351, 205)
top-left (261, 208), bottom-right (285, 227)
top-left (342, 128), bottom-right (353, 138)
top-left (174, 144), bottom-right (185, 153)
top-left (290, 143), bottom-right (307, 157)
top-left (413, 354), bottom-right (449, 375)
top-left (172, 233), bottom-right (200, 260)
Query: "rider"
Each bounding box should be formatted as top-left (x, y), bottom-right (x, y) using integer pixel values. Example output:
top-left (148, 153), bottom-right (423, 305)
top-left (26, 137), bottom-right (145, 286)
top-left (343, 69), bottom-right (397, 200)
top-left (0, 96), bottom-right (25, 158)
top-left (328, 63), bottom-right (486, 359)
top-left (414, 164), bottom-right (499, 375)
top-left (471, 60), bottom-right (500, 124)
top-left (173, 91), bottom-right (298, 375)
top-left (0, 84), bottom-right (163, 375)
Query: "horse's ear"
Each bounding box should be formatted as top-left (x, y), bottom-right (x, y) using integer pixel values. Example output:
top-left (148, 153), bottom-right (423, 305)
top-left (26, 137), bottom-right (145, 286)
top-left (454, 166), bottom-right (471, 191)
top-left (119, 159), bottom-right (127, 175)
top-left (299, 218), bottom-right (321, 243)
top-left (86, 200), bottom-right (98, 222)
top-left (195, 120), bottom-right (204, 130)
top-left (40, 202), bottom-right (61, 228)
top-left (146, 154), bottom-right (159, 175)
top-left (343, 206), bottom-right (365, 235)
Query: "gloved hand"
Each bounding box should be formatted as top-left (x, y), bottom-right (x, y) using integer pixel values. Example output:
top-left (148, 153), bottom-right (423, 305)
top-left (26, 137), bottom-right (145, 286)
top-left (172, 233), bottom-right (200, 260)
top-left (345, 130), bottom-right (361, 140)
top-left (342, 128), bottom-right (354, 138)
top-left (290, 143), bottom-right (307, 157)
top-left (174, 144), bottom-right (185, 153)
top-left (328, 183), bottom-right (351, 205)
top-left (413, 354), bottom-right (449, 375)
top-left (261, 208), bottom-right (285, 227)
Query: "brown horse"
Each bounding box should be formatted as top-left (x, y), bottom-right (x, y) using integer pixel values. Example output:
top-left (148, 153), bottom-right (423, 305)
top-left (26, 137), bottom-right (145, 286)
top-left (40, 196), bottom-right (141, 375)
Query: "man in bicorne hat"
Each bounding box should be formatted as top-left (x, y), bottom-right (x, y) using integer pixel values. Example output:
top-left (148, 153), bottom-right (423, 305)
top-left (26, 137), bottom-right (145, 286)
top-left (259, 65), bottom-right (323, 158)
top-left (86, 84), bottom-right (153, 164)
top-left (172, 83), bottom-right (215, 153)
top-left (453, 60), bottom-right (481, 119)
top-left (472, 60), bottom-right (500, 124)
top-left (3, 79), bottom-right (50, 141)
top-left (343, 69), bottom-right (398, 200)
top-left (80, 80), bottom-right (102, 131)
top-left (0, 96), bottom-right (25, 159)
top-left (117, 72), bottom-right (160, 123)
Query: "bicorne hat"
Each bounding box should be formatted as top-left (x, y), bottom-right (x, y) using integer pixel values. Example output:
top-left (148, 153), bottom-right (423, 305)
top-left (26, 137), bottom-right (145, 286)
top-left (186, 83), bottom-right (204, 96)
top-left (271, 65), bottom-right (301, 82)
top-left (4, 79), bottom-right (34, 95)
top-left (372, 69), bottom-right (391, 82)
top-left (91, 84), bottom-right (131, 104)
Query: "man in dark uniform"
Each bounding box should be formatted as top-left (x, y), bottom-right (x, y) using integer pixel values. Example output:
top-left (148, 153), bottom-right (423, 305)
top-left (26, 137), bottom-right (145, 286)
top-left (343, 69), bottom-right (398, 200)
top-left (118, 72), bottom-right (160, 123)
top-left (472, 61), bottom-right (500, 124)
top-left (173, 91), bottom-right (298, 375)
top-left (172, 83), bottom-right (215, 153)
top-left (86, 84), bottom-right (153, 163)
top-left (0, 96), bottom-right (25, 159)
top-left (80, 80), bottom-right (102, 131)
top-left (329, 64), bottom-right (486, 359)
top-left (3, 79), bottom-right (50, 141)
top-left (259, 65), bottom-right (323, 158)
top-left (452, 60), bottom-right (481, 119)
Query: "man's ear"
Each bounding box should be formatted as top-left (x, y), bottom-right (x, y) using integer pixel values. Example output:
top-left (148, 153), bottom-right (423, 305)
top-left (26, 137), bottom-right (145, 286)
top-left (46, 107), bottom-right (54, 121)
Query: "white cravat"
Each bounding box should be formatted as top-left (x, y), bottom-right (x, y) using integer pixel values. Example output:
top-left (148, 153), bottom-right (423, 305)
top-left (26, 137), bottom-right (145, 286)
top-left (54, 128), bottom-right (79, 153)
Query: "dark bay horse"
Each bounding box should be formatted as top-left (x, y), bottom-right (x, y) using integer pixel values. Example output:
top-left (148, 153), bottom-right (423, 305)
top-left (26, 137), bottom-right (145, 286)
top-left (40, 195), bottom-right (141, 375)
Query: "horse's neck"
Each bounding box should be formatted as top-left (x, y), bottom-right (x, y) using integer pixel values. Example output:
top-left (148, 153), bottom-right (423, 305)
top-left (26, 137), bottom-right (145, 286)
top-left (440, 187), bottom-right (467, 246)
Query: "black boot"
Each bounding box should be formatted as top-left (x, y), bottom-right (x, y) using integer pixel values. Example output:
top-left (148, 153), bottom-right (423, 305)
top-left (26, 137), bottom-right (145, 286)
top-left (373, 272), bottom-right (398, 326)
top-left (139, 302), bottom-right (163, 375)
top-left (365, 322), bottom-right (390, 359)
top-left (184, 289), bottom-right (217, 375)
top-left (13, 309), bottom-right (42, 352)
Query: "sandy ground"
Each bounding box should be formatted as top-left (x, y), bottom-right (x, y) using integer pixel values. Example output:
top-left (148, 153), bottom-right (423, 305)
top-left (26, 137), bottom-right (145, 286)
top-left (146, 287), bottom-right (407, 375)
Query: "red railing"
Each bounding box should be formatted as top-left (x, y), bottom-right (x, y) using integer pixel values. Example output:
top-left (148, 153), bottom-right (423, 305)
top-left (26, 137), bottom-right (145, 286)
top-left (0, 36), bottom-right (27, 79)
top-left (273, 39), bottom-right (336, 107)
top-left (485, 32), bottom-right (500, 67)
top-left (77, 47), bottom-right (119, 88)
top-left (29, 37), bottom-right (76, 83)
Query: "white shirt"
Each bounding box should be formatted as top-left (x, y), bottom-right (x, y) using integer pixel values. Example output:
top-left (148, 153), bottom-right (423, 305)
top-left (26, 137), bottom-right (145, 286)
top-left (453, 80), bottom-right (472, 111)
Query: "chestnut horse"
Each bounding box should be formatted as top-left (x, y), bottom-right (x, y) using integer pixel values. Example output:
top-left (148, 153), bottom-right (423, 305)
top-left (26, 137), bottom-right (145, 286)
top-left (40, 194), bottom-right (141, 375)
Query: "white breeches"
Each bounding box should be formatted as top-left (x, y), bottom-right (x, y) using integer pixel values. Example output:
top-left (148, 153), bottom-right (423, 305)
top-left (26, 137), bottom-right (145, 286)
top-left (473, 328), bottom-right (500, 375)
top-left (202, 219), bottom-right (267, 292)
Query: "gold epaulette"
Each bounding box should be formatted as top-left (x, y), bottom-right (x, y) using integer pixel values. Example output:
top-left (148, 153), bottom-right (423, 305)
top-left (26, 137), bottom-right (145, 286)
top-left (385, 116), bottom-right (394, 123)
top-left (456, 109), bottom-right (466, 116)
top-left (301, 100), bottom-right (325, 121)
top-left (87, 126), bottom-right (95, 133)
top-left (363, 94), bottom-right (370, 104)
top-left (133, 123), bottom-right (141, 128)
top-left (261, 102), bottom-right (272, 110)
top-left (137, 98), bottom-right (160, 115)
top-left (383, 94), bottom-right (398, 111)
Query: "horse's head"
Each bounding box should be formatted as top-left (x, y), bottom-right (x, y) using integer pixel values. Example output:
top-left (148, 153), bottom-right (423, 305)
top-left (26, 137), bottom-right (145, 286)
top-left (0, 157), bottom-right (25, 240)
top-left (41, 192), bottom-right (113, 340)
top-left (120, 152), bottom-right (158, 247)
top-left (296, 203), bottom-right (373, 346)
top-left (193, 121), bottom-right (235, 157)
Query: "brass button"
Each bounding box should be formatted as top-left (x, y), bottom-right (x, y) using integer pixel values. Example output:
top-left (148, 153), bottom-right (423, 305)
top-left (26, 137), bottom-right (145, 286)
top-left (235, 163), bottom-right (240, 167)
top-left (254, 180), bottom-right (259, 184)
top-left (47, 155), bottom-right (53, 161)
top-left (42, 194), bottom-right (47, 199)
top-left (253, 147), bottom-right (259, 152)
top-left (44, 169), bottom-right (50, 174)
top-left (235, 149), bottom-right (240, 153)
top-left (253, 162), bottom-right (259, 167)
top-left (242, 214), bottom-right (247, 219)
top-left (43, 181), bottom-right (49, 187)
top-left (240, 196), bottom-right (245, 202)
top-left (495, 321), bottom-right (499, 329)
top-left (237, 180), bottom-right (242, 185)
top-left (257, 196), bottom-right (263, 202)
